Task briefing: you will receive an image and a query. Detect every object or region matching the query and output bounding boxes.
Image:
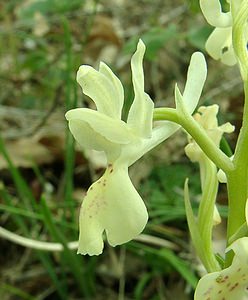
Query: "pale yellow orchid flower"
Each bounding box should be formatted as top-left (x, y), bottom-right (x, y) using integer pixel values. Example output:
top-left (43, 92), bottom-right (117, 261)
top-left (185, 105), bottom-right (234, 163)
top-left (194, 237), bottom-right (248, 300)
top-left (66, 40), bottom-right (207, 255)
top-left (194, 199), bottom-right (248, 299)
top-left (200, 0), bottom-right (246, 66)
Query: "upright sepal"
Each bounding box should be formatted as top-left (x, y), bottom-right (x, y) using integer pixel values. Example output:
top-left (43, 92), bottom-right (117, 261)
top-left (127, 39), bottom-right (154, 138)
top-left (175, 52), bottom-right (207, 115)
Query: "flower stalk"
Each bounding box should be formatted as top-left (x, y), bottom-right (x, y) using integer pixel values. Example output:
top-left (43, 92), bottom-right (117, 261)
top-left (153, 107), bottom-right (233, 173)
top-left (226, 82), bottom-right (248, 244)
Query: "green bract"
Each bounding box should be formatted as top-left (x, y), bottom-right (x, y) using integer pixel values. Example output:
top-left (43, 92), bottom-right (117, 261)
top-left (65, 40), bottom-right (206, 255)
top-left (184, 105), bottom-right (234, 272)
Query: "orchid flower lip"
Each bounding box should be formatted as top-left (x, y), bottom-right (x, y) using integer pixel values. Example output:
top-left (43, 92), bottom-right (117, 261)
top-left (77, 163), bottom-right (148, 255)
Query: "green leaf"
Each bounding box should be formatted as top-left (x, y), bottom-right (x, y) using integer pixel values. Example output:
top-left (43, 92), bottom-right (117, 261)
top-left (134, 272), bottom-right (154, 300)
top-left (123, 25), bottom-right (177, 61)
top-left (187, 26), bottom-right (212, 51)
top-left (130, 242), bottom-right (198, 288)
top-left (17, 0), bottom-right (84, 19)
top-left (0, 283), bottom-right (36, 300)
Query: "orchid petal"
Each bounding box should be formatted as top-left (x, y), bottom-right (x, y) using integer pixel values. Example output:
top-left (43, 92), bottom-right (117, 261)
top-left (77, 164), bottom-right (148, 255)
top-left (206, 27), bottom-right (237, 66)
top-left (200, 0), bottom-right (232, 28)
top-left (66, 108), bottom-right (135, 145)
top-left (67, 119), bottom-right (121, 161)
top-left (76, 64), bottom-right (124, 118)
top-left (125, 121), bottom-right (179, 166)
top-left (194, 237), bottom-right (248, 300)
top-left (99, 62), bottom-right (124, 117)
top-left (182, 52), bottom-right (207, 114)
top-left (217, 168), bottom-right (227, 183)
top-left (127, 39), bottom-right (154, 138)
top-left (213, 205), bottom-right (221, 225)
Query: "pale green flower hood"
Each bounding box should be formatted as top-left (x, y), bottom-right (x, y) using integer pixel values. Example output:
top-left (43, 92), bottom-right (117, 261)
top-left (65, 40), bottom-right (207, 255)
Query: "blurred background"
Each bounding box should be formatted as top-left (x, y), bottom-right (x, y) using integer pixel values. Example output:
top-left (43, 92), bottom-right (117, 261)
top-left (0, 0), bottom-right (243, 299)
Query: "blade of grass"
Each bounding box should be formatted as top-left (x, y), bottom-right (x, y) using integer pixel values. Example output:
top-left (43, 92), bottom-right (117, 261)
top-left (0, 186), bottom-right (28, 233)
top-left (63, 18), bottom-right (77, 228)
top-left (0, 283), bottom-right (36, 300)
top-left (157, 248), bottom-right (198, 288)
top-left (37, 252), bottom-right (68, 300)
top-left (0, 137), bottom-right (69, 300)
top-left (0, 203), bottom-right (42, 220)
top-left (0, 135), bottom-right (36, 210)
top-left (0, 202), bottom-right (77, 231)
top-left (134, 272), bottom-right (153, 300)
top-left (40, 196), bottom-right (93, 298)
top-left (129, 242), bottom-right (198, 288)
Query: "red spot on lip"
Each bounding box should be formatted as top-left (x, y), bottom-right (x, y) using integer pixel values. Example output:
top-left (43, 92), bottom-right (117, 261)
top-left (108, 163), bottom-right (114, 173)
top-left (229, 282), bottom-right (239, 291)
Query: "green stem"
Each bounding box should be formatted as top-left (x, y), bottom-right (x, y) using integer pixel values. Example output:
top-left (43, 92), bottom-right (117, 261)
top-left (232, 0), bottom-right (248, 81)
top-left (154, 108), bottom-right (233, 173)
top-left (226, 82), bottom-right (248, 244)
top-left (224, 0), bottom-right (248, 267)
